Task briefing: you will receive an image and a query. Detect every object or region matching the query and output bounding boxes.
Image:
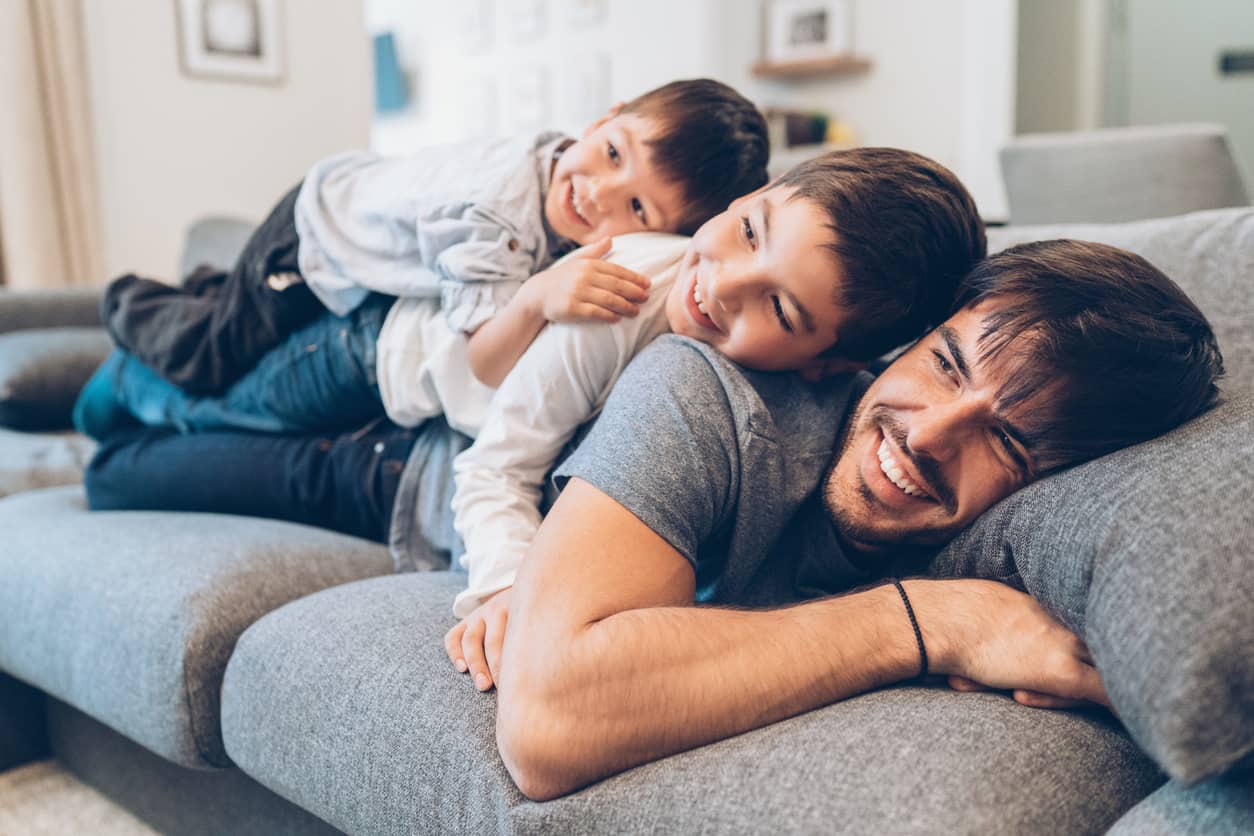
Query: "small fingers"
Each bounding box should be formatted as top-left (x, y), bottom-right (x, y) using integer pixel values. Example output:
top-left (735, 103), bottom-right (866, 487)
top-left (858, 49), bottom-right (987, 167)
top-left (444, 622), bottom-right (468, 673)
top-left (460, 618), bottom-right (493, 692)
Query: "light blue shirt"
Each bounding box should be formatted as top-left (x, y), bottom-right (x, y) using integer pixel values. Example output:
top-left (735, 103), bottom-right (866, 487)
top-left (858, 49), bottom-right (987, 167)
top-left (294, 132), bottom-right (574, 334)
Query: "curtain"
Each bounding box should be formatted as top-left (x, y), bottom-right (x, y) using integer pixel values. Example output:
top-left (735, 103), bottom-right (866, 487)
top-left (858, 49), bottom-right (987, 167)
top-left (0, 0), bottom-right (103, 288)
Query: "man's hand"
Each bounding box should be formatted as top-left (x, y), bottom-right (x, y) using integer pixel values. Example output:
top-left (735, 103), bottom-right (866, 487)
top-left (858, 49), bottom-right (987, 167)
top-left (908, 579), bottom-right (1109, 709)
top-left (444, 587), bottom-right (512, 692)
top-left (521, 238), bottom-right (650, 324)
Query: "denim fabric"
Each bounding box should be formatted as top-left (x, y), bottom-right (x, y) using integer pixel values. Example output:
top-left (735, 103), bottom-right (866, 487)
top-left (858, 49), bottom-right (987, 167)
top-left (76, 295), bottom-right (391, 441)
top-left (86, 418), bottom-right (419, 544)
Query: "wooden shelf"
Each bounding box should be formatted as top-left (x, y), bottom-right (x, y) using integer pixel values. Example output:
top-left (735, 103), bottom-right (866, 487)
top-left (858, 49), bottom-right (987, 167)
top-left (751, 55), bottom-right (872, 80)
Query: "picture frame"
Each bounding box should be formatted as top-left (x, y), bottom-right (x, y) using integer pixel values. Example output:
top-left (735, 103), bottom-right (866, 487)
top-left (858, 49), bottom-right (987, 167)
top-left (175, 0), bottom-right (284, 84)
top-left (763, 0), bottom-right (851, 64)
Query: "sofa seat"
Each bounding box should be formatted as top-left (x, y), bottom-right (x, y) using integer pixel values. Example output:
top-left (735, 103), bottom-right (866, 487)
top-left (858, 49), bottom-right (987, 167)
top-left (220, 572), bottom-right (1165, 836)
top-left (0, 486), bottom-right (393, 770)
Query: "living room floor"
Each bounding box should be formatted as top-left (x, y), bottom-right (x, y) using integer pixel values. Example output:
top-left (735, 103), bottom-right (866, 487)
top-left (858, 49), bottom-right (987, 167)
top-left (0, 760), bottom-right (156, 835)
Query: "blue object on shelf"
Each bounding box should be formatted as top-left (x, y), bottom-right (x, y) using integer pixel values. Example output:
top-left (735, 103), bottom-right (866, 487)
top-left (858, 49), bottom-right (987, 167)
top-left (374, 31), bottom-right (410, 113)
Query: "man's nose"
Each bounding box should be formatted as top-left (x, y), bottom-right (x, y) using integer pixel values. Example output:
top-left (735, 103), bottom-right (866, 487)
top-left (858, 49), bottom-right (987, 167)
top-left (906, 398), bottom-right (984, 460)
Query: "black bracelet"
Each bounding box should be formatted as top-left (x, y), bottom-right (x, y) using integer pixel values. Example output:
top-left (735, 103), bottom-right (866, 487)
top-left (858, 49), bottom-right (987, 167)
top-left (893, 579), bottom-right (928, 678)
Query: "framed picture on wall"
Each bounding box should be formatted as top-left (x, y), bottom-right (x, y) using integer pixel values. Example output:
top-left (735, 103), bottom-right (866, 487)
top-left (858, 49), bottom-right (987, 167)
top-left (764, 0), bottom-right (851, 63)
top-left (176, 0), bottom-right (284, 84)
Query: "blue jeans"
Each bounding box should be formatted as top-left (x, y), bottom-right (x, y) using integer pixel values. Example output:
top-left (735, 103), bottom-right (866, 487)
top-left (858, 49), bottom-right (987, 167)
top-left (75, 295), bottom-right (392, 441)
top-left (84, 420), bottom-right (419, 543)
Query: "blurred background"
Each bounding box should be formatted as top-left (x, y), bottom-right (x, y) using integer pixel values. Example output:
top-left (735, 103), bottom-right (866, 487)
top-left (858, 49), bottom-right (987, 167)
top-left (1, 0), bottom-right (1250, 287)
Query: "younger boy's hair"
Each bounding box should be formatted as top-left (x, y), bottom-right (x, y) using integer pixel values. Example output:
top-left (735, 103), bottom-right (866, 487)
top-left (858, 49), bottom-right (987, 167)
top-left (955, 239), bottom-right (1223, 473)
top-left (622, 79), bottom-right (769, 236)
top-left (773, 147), bottom-right (986, 361)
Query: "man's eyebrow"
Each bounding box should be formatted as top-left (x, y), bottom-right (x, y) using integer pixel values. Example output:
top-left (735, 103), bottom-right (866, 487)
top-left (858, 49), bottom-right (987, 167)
top-left (939, 325), bottom-right (971, 381)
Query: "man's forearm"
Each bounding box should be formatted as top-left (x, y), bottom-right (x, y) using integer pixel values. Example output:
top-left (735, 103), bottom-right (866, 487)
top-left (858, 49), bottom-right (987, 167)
top-left (498, 581), bottom-right (924, 799)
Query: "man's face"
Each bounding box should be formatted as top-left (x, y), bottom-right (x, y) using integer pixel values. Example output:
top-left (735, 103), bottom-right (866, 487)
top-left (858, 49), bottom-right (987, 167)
top-left (543, 109), bottom-right (689, 244)
top-left (663, 185), bottom-right (850, 372)
top-left (823, 302), bottom-right (1043, 550)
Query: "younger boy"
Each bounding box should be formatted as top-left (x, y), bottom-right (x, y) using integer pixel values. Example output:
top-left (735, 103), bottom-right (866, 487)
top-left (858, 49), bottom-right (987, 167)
top-left (100, 79), bottom-right (770, 394)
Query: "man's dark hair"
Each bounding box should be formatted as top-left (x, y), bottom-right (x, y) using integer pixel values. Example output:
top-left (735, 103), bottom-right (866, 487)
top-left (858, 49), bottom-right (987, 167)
top-left (773, 147), bottom-right (987, 361)
top-left (621, 79), bottom-right (769, 235)
top-left (956, 239), bottom-right (1224, 473)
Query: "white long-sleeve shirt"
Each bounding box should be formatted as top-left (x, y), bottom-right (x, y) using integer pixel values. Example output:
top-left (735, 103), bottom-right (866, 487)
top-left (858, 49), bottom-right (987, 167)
top-left (448, 233), bottom-right (690, 616)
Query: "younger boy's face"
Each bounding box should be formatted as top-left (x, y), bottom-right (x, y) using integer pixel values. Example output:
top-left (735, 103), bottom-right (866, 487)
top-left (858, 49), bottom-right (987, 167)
top-left (664, 186), bottom-right (850, 372)
top-left (544, 110), bottom-right (689, 244)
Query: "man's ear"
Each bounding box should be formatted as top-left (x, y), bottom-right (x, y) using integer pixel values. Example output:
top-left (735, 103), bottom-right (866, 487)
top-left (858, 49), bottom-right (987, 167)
top-left (583, 102), bottom-right (625, 137)
top-left (799, 355), bottom-right (867, 382)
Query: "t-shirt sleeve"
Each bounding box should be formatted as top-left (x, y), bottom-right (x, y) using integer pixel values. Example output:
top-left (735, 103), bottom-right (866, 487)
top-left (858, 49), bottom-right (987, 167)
top-left (553, 336), bottom-right (740, 569)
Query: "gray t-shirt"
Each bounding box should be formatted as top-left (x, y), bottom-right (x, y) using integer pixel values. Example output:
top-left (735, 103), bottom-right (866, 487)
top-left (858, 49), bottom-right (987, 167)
top-left (555, 334), bottom-right (874, 607)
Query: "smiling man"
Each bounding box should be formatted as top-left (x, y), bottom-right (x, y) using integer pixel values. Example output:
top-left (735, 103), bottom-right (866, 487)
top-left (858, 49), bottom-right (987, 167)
top-left (489, 238), bottom-right (1224, 801)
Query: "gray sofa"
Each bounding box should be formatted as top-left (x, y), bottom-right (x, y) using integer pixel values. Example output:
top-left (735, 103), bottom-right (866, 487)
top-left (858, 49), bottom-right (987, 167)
top-left (1, 219), bottom-right (1252, 831)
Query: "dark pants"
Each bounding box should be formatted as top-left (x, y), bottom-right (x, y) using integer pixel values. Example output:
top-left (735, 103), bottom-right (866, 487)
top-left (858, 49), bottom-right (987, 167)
top-left (84, 420), bottom-right (420, 544)
top-left (102, 184), bottom-right (325, 395)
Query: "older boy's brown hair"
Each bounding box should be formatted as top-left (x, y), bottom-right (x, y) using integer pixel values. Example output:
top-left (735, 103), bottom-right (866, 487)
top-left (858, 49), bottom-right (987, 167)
top-left (622, 79), bottom-right (769, 235)
top-left (774, 147), bottom-right (987, 360)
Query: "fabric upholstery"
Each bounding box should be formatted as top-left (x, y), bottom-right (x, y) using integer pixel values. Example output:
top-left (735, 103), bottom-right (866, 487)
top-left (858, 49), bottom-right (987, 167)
top-left (1108, 773), bottom-right (1254, 835)
top-left (0, 327), bottom-right (112, 430)
top-left (0, 428), bottom-right (95, 498)
top-left (0, 672), bottom-right (47, 772)
top-left (1000, 123), bottom-right (1250, 224)
top-left (0, 288), bottom-right (102, 335)
top-left (222, 572), bottom-right (1163, 836)
top-left (0, 486), bottom-right (392, 769)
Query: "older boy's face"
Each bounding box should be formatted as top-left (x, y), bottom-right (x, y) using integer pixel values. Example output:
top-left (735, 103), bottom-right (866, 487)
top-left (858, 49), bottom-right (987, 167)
top-left (544, 111), bottom-right (689, 244)
top-left (822, 303), bottom-right (1043, 550)
top-left (663, 186), bottom-right (851, 371)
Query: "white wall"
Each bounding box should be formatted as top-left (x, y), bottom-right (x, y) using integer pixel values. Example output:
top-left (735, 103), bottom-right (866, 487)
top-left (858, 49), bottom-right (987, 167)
top-left (368, 0), bottom-right (1015, 218)
top-left (81, 0), bottom-right (371, 280)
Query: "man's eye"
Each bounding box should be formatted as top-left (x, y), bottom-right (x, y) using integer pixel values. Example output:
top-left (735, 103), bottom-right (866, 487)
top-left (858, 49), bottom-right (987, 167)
top-left (741, 216), bottom-right (756, 247)
top-left (772, 296), bottom-right (793, 333)
top-left (933, 350), bottom-right (955, 377)
top-left (607, 142), bottom-right (620, 163)
top-left (631, 197), bottom-right (647, 225)
top-left (997, 429), bottom-right (1015, 453)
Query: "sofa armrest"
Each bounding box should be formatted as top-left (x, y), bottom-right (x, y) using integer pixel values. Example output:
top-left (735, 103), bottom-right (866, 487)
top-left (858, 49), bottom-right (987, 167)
top-left (0, 288), bottom-right (103, 335)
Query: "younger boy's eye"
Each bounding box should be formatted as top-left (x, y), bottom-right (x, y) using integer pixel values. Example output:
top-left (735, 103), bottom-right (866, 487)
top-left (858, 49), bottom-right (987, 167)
top-left (607, 142), bottom-right (620, 163)
top-left (772, 296), bottom-right (793, 333)
top-left (631, 197), bottom-right (647, 226)
top-left (741, 216), bottom-right (756, 248)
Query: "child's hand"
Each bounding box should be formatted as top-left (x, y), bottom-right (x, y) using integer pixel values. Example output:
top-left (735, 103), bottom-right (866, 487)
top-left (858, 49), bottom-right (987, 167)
top-left (444, 586), bottom-right (512, 692)
top-left (525, 238), bottom-right (650, 324)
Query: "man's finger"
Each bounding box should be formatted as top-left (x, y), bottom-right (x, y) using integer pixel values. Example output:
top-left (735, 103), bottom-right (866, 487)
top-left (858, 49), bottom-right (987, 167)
top-left (485, 608), bottom-right (508, 684)
top-left (1012, 690), bottom-right (1089, 710)
top-left (947, 675), bottom-right (989, 692)
top-left (461, 620), bottom-right (493, 692)
top-left (444, 623), bottom-right (468, 673)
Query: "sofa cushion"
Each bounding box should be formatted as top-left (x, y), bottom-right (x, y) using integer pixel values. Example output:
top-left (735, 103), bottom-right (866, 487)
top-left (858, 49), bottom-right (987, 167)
top-left (0, 428), bottom-right (95, 498)
top-left (0, 486), bottom-right (393, 769)
top-left (987, 206), bottom-right (1254, 393)
top-left (0, 327), bottom-right (113, 430)
top-left (221, 572), bottom-right (1163, 836)
top-left (927, 393), bottom-right (1254, 784)
top-left (1108, 773), bottom-right (1254, 835)
top-left (0, 288), bottom-right (103, 335)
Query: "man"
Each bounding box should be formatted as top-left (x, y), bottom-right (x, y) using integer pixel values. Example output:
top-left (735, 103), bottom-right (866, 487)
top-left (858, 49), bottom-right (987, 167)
top-left (463, 239), bottom-right (1223, 800)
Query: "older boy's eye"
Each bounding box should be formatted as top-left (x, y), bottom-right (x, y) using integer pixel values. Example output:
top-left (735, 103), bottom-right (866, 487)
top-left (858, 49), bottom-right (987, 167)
top-left (607, 142), bottom-right (620, 163)
top-left (741, 216), bottom-right (756, 248)
top-left (631, 197), bottom-right (647, 225)
top-left (772, 296), bottom-right (793, 333)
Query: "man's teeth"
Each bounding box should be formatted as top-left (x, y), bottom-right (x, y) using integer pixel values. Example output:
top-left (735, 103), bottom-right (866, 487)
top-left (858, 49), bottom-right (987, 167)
top-left (692, 283), bottom-right (710, 316)
top-left (877, 438), bottom-right (927, 498)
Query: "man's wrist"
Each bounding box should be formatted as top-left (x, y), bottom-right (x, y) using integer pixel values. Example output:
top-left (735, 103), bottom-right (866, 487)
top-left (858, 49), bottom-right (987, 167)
top-left (896, 579), bottom-right (960, 676)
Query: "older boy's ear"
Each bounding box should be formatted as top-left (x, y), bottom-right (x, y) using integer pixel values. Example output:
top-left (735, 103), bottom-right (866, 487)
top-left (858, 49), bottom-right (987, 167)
top-left (799, 355), bottom-right (867, 382)
top-left (583, 102), bottom-right (625, 136)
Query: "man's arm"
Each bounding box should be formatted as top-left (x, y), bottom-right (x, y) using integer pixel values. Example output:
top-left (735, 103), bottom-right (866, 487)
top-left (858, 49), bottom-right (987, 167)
top-left (496, 478), bottom-right (1106, 801)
